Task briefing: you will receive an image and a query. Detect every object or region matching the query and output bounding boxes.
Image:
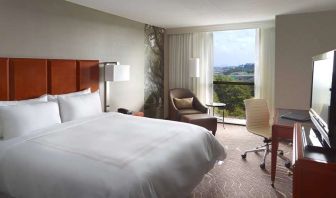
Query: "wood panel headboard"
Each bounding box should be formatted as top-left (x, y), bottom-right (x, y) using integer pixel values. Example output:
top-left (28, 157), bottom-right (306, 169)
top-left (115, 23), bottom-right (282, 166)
top-left (0, 58), bottom-right (99, 101)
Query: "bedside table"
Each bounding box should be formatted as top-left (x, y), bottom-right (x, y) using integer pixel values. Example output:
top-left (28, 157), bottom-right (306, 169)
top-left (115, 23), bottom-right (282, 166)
top-left (132, 112), bottom-right (144, 117)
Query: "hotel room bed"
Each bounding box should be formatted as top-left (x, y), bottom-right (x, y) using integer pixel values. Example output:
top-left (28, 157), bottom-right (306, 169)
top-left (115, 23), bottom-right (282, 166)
top-left (0, 112), bottom-right (226, 198)
top-left (0, 58), bottom-right (226, 197)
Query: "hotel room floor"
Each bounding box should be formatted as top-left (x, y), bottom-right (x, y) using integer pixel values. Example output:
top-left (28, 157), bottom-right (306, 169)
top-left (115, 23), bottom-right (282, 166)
top-left (190, 124), bottom-right (292, 198)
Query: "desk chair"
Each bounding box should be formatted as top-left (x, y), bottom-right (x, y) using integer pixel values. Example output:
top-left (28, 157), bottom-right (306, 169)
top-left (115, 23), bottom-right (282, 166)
top-left (241, 98), bottom-right (288, 169)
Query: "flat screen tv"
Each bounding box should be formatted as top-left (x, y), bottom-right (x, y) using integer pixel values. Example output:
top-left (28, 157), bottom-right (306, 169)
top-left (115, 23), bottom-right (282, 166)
top-left (310, 50), bottom-right (336, 148)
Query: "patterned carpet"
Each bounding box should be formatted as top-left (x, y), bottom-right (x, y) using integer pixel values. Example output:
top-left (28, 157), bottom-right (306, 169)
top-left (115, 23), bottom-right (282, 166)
top-left (190, 124), bottom-right (293, 198)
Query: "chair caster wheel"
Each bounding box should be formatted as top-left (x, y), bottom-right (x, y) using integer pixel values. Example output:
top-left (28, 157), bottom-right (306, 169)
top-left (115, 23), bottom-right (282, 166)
top-left (285, 161), bottom-right (291, 168)
top-left (241, 154), bottom-right (246, 159)
top-left (260, 163), bottom-right (265, 169)
top-left (279, 151), bottom-right (284, 155)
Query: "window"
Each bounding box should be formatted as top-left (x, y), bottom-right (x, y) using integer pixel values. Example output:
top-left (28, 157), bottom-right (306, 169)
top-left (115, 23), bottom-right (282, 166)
top-left (213, 29), bottom-right (256, 124)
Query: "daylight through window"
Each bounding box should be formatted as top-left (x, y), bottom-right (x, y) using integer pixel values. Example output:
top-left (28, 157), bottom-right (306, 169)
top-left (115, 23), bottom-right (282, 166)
top-left (213, 29), bottom-right (256, 124)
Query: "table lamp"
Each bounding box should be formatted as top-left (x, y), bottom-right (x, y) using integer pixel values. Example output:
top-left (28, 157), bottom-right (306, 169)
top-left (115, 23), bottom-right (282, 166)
top-left (103, 62), bottom-right (130, 112)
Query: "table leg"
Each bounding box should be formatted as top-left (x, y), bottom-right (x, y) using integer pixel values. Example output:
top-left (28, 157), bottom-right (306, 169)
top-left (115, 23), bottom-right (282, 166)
top-left (222, 109), bottom-right (225, 128)
top-left (271, 125), bottom-right (278, 187)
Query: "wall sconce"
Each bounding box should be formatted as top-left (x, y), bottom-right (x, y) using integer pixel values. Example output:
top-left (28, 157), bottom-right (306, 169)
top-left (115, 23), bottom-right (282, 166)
top-left (189, 58), bottom-right (200, 94)
top-left (189, 58), bottom-right (200, 78)
top-left (101, 62), bottom-right (130, 112)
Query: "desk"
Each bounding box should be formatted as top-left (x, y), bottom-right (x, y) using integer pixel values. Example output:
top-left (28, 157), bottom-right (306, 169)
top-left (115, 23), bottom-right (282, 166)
top-left (271, 108), bottom-right (310, 187)
top-left (293, 123), bottom-right (336, 198)
top-left (206, 102), bottom-right (226, 127)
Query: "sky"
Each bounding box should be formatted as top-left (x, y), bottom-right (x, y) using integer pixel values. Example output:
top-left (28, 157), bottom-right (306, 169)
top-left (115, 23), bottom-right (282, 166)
top-left (214, 29), bottom-right (256, 67)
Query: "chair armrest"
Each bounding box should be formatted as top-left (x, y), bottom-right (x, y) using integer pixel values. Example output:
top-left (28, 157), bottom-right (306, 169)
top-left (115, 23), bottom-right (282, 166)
top-left (169, 97), bottom-right (181, 121)
top-left (193, 98), bottom-right (208, 113)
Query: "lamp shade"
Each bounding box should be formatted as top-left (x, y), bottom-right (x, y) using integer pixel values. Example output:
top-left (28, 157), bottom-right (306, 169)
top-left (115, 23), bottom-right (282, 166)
top-left (189, 58), bottom-right (200, 77)
top-left (105, 64), bottom-right (130, 82)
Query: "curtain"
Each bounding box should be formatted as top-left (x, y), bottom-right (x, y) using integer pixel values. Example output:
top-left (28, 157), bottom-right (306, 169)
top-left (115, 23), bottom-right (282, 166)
top-left (168, 32), bottom-right (213, 104)
top-left (254, 27), bottom-right (276, 118)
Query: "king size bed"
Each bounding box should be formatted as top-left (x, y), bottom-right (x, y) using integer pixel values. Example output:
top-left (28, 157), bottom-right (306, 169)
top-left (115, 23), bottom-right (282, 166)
top-left (0, 58), bottom-right (226, 198)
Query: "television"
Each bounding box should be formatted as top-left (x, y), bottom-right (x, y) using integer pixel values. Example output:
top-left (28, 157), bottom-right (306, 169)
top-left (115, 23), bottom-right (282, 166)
top-left (310, 50), bottom-right (336, 148)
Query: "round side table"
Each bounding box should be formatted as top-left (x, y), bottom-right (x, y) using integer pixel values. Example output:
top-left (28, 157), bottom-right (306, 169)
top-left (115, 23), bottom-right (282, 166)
top-left (206, 102), bottom-right (226, 127)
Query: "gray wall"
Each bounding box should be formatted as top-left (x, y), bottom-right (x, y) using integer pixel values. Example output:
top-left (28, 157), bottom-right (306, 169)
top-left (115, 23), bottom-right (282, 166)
top-left (0, 0), bottom-right (145, 111)
top-left (275, 10), bottom-right (336, 109)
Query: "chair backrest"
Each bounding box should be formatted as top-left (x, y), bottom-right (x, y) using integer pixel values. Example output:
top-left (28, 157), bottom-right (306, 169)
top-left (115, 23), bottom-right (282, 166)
top-left (169, 88), bottom-right (194, 99)
top-left (168, 88), bottom-right (195, 120)
top-left (168, 88), bottom-right (208, 120)
top-left (244, 98), bottom-right (270, 132)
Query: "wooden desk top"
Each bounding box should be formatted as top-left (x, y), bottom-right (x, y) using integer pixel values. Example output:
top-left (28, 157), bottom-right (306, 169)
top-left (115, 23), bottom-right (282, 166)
top-left (271, 108), bottom-right (312, 186)
top-left (273, 108), bottom-right (310, 127)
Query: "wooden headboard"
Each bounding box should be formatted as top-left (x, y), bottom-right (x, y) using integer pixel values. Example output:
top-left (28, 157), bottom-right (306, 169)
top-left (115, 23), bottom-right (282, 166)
top-left (0, 58), bottom-right (99, 101)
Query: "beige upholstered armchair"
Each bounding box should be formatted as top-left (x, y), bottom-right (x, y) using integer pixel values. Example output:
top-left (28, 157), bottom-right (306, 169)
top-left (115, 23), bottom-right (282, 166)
top-left (168, 88), bottom-right (208, 121)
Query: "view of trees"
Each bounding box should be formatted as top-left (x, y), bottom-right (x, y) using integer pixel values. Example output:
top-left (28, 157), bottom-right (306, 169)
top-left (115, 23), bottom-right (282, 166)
top-left (213, 64), bottom-right (254, 119)
top-left (213, 29), bottom-right (256, 120)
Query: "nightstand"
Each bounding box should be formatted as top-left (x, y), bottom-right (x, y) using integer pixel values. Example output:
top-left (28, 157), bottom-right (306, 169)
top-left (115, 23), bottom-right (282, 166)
top-left (132, 112), bottom-right (144, 117)
top-left (117, 108), bottom-right (144, 117)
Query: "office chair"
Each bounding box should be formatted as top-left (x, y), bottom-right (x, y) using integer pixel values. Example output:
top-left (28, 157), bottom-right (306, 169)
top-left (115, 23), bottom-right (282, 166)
top-left (241, 98), bottom-right (289, 169)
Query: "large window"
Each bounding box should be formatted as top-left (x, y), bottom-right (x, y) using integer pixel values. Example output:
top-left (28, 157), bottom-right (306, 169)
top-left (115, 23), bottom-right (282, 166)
top-left (213, 29), bottom-right (256, 124)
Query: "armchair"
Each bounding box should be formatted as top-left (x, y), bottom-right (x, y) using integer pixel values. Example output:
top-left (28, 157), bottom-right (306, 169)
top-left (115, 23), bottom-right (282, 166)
top-left (168, 88), bottom-right (208, 121)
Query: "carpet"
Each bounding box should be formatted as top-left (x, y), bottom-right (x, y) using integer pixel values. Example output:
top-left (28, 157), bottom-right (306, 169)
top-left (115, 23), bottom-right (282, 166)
top-left (190, 124), bottom-right (293, 198)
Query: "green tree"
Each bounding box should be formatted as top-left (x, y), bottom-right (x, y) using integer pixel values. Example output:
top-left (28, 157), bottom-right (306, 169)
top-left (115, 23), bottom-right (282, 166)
top-left (213, 74), bottom-right (254, 118)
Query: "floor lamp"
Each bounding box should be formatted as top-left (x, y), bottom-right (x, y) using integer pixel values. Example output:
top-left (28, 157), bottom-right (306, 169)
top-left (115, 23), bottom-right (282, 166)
top-left (103, 62), bottom-right (130, 112)
top-left (189, 58), bottom-right (200, 95)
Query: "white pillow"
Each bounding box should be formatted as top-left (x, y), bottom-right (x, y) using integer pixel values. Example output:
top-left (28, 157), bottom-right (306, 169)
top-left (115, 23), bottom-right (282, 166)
top-left (0, 95), bottom-right (47, 107)
top-left (47, 88), bottom-right (91, 102)
top-left (0, 102), bottom-right (61, 140)
top-left (58, 92), bottom-right (102, 122)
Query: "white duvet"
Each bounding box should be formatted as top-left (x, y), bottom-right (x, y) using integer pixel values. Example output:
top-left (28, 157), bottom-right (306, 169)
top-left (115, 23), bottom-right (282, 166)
top-left (0, 113), bottom-right (226, 198)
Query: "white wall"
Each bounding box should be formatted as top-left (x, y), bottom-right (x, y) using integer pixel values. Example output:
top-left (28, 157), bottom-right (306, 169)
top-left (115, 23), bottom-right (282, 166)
top-left (0, 0), bottom-right (145, 111)
top-left (275, 10), bottom-right (336, 110)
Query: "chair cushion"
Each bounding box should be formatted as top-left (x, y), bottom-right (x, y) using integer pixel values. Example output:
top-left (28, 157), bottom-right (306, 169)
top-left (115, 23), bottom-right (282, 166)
top-left (173, 97), bottom-right (193, 109)
top-left (178, 108), bottom-right (203, 115)
top-left (248, 126), bottom-right (272, 139)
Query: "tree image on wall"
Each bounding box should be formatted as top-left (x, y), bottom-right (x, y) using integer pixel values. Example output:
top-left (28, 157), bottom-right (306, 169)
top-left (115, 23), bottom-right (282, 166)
top-left (144, 25), bottom-right (165, 118)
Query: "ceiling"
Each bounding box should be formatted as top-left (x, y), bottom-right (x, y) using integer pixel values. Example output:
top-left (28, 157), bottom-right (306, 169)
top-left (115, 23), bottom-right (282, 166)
top-left (67, 0), bottom-right (336, 28)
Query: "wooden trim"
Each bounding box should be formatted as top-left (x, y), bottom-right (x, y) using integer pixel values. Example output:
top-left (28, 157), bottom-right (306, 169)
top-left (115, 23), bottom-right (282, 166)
top-left (0, 58), bottom-right (9, 100)
top-left (48, 59), bottom-right (77, 95)
top-left (76, 60), bottom-right (99, 92)
top-left (47, 61), bottom-right (51, 94)
top-left (293, 123), bottom-right (336, 197)
top-left (9, 58), bottom-right (48, 100)
top-left (0, 57), bottom-right (99, 101)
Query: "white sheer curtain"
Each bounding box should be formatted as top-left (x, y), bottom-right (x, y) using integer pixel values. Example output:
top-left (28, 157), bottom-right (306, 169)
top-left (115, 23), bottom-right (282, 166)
top-left (254, 27), bottom-right (276, 117)
top-left (168, 32), bottom-right (213, 104)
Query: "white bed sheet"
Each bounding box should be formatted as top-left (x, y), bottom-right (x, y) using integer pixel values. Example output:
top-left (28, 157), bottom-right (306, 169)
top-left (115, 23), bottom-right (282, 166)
top-left (0, 113), bottom-right (226, 198)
